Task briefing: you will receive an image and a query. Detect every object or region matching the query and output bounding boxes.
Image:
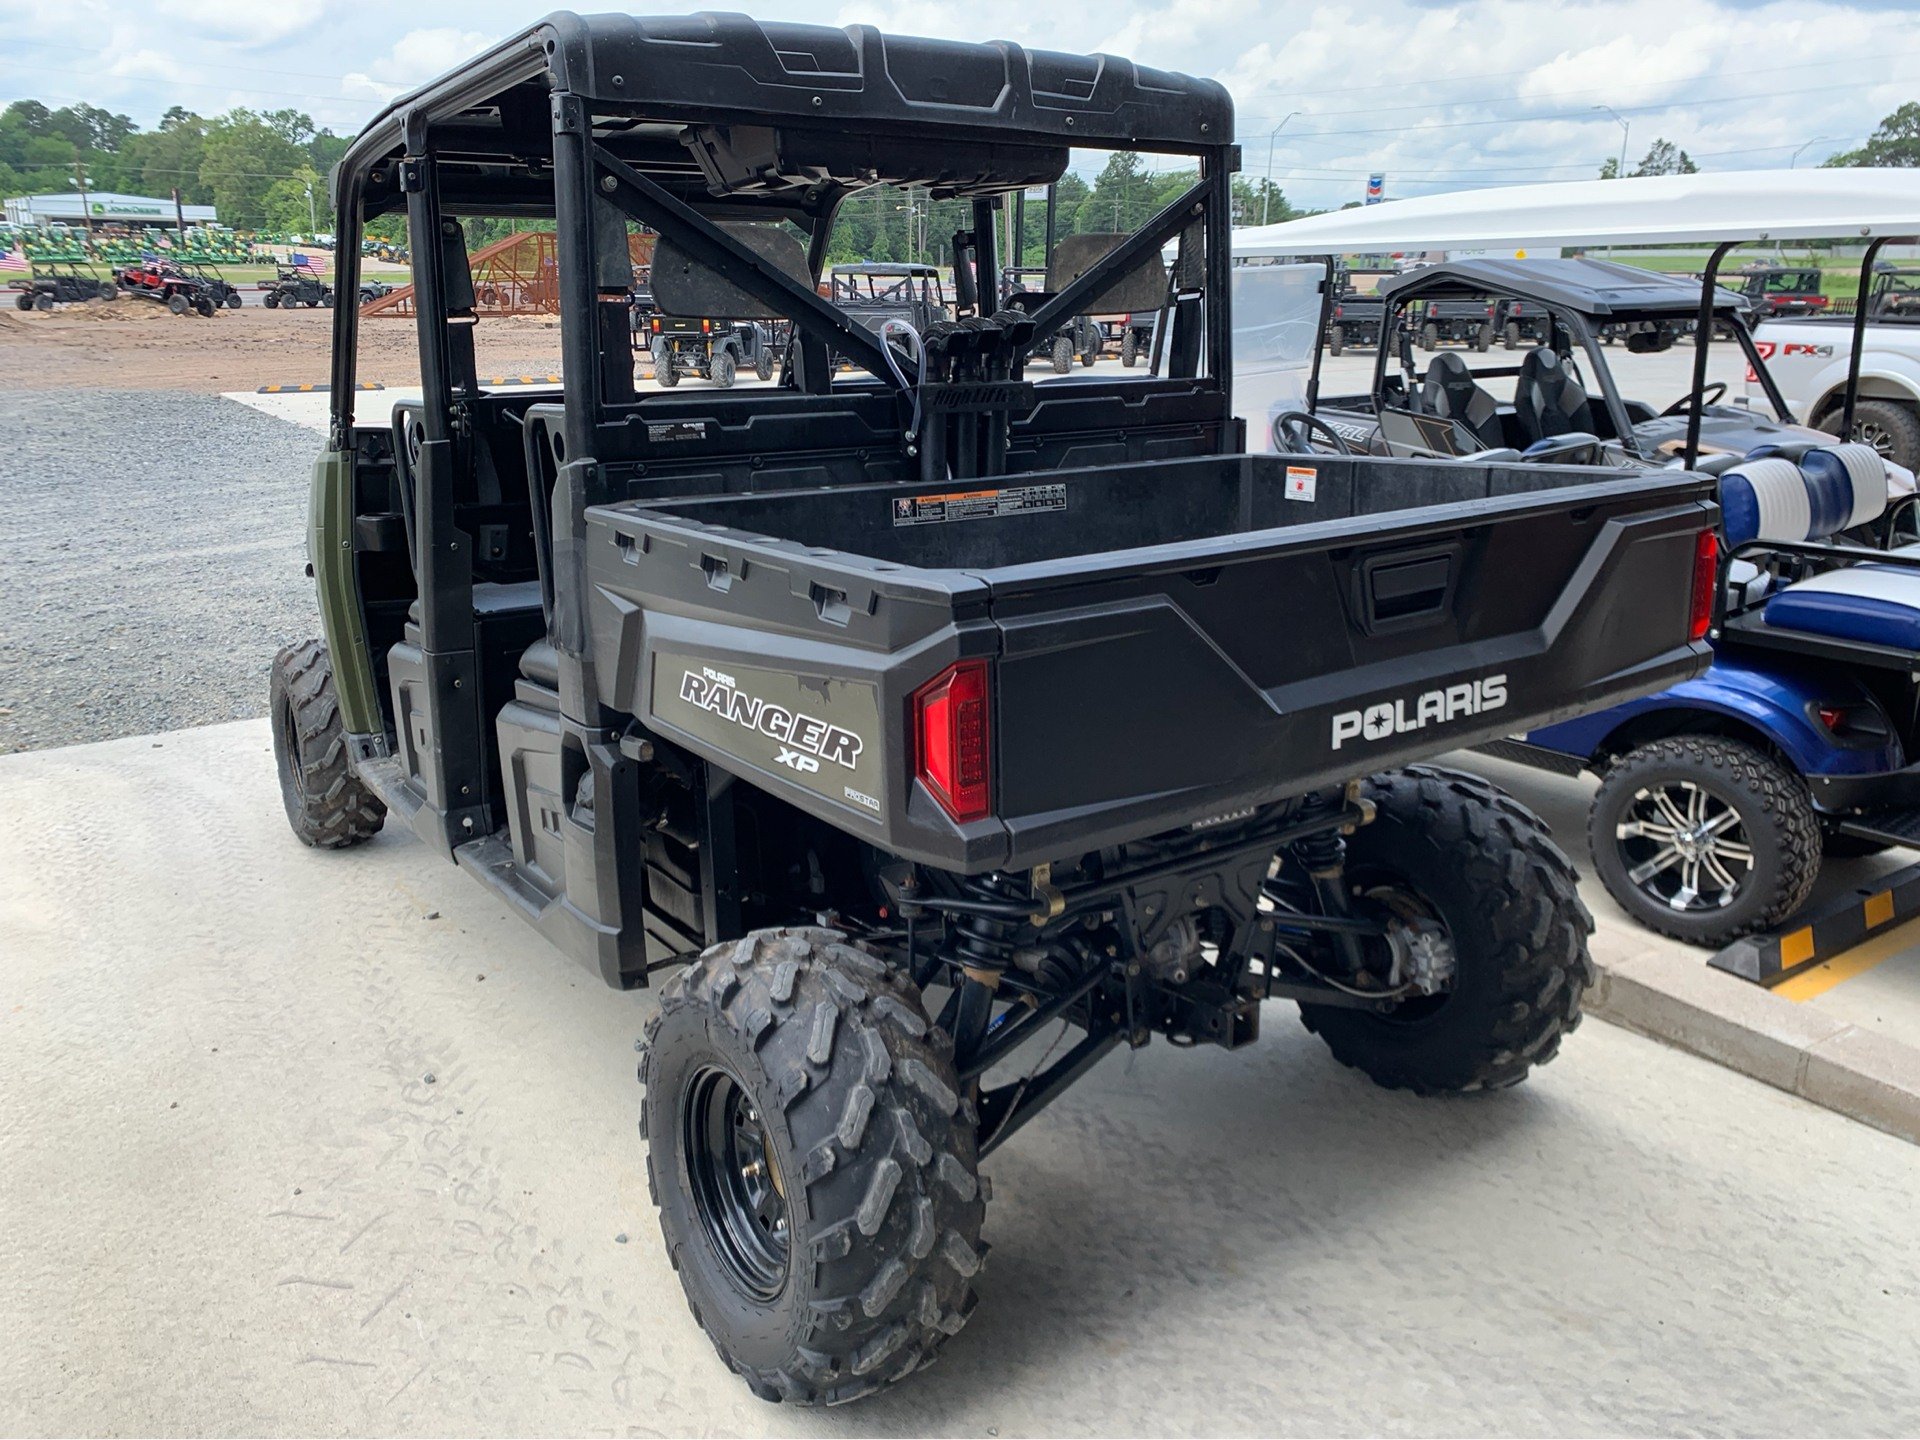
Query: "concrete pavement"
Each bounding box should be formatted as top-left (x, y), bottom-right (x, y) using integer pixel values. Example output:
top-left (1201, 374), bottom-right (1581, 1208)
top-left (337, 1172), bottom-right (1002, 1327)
top-left (4, 720), bottom-right (1920, 1435)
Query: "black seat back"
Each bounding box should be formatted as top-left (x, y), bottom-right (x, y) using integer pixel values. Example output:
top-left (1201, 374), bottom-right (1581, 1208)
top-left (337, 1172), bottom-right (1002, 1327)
top-left (1420, 351), bottom-right (1503, 451)
top-left (1514, 346), bottom-right (1594, 446)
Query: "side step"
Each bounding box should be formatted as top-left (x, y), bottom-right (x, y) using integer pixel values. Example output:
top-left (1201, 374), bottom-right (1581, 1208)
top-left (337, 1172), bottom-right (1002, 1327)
top-left (1837, 805), bottom-right (1920, 850)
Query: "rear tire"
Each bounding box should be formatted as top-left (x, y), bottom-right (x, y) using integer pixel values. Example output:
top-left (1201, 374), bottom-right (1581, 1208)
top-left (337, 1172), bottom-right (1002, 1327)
top-left (1840, 399), bottom-right (1920, 473)
top-left (1298, 765), bottom-right (1595, 1094)
top-left (1050, 335), bottom-right (1073, 374)
top-left (1121, 328), bottom-right (1140, 367)
top-left (755, 348), bottom-right (774, 382)
top-left (711, 348), bottom-right (737, 388)
top-left (14, 292), bottom-right (31, 311)
top-left (1419, 322), bottom-right (1438, 351)
top-left (264, 291), bottom-right (280, 309)
top-left (1503, 321), bottom-right (1520, 350)
top-left (656, 348), bottom-right (681, 387)
top-left (33, 293), bottom-right (52, 312)
top-left (1327, 326), bottom-right (1344, 357)
top-left (641, 927), bottom-right (983, 1405)
top-left (1474, 323), bottom-right (1492, 353)
top-left (1589, 737), bottom-right (1819, 947)
top-left (270, 639), bottom-right (385, 848)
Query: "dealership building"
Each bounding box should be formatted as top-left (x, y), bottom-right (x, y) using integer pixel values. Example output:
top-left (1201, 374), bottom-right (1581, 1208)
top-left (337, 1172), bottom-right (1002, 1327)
top-left (2, 191), bottom-right (219, 231)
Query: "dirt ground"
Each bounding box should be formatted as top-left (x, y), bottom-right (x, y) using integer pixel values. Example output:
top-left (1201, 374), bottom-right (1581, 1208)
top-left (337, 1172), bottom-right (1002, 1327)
top-left (0, 303), bottom-right (568, 392)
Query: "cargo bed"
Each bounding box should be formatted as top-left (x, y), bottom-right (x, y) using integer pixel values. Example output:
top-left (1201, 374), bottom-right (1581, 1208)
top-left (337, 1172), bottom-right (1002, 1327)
top-left (585, 452), bottom-right (1714, 871)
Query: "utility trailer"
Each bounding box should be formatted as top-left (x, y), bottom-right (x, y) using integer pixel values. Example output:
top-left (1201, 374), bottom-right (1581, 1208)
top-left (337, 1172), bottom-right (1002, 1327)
top-left (277, 12), bottom-right (1717, 1406)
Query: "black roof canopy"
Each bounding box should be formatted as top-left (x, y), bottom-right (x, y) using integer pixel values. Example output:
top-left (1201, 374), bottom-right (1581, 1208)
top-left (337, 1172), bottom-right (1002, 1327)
top-left (1380, 257), bottom-right (1743, 318)
top-left (337, 11), bottom-right (1233, 220)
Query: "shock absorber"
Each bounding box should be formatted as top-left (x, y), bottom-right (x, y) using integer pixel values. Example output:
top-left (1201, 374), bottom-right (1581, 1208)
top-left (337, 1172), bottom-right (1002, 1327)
top-left (1292, 799), bottom-right (1370, 976)
top-left (947, 873), bottom-right (1030, 1066)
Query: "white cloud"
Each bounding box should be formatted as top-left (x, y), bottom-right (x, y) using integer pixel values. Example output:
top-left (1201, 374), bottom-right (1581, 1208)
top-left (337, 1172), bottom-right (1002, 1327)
top-left (342, 26), bottom-right (497, 104)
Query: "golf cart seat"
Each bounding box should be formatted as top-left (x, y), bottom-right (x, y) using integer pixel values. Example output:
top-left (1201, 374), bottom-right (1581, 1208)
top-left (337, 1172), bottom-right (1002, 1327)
top-left (1513, 346), bottom-right (1593, 447)
top-left (1713, 443), bottom-right (1917, 648)
top-left (1420, 352), bottom-right (1503, 451)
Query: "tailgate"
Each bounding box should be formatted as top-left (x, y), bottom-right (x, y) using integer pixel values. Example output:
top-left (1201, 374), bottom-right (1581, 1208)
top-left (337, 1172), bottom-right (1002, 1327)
top-left (982, 472), bottom-right (1714, 862)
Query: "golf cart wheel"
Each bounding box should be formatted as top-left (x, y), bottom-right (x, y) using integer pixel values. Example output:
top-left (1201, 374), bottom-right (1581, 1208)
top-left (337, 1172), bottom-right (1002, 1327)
top-left (1841, 399), bottom-right (1920, 473)
top-left (1589, 737), bottom-right (1819, 947)
top-left (1474, 323), bottom-right (1492, 353)
top-left (263, 291), bottom-right (280, 309)
top-left (1504, 322), bottom-right (1520, 350)
top-left (755, 348), bottom-right (774, 382)
top-left (711, 347), bottom-right (737, 388)
top-left (33, 293), bottom-right (52, 312)
top-left (269, 638), bottom-right (386, 849)
top-left (1050, 335), bottom-right (1073, 374)
top-left (640, 927), bottom-right (984, 1405)
top-left (1327, 326), bottom-right (1344, 357)
top-left (1419, 322), bottom-right (1438, 350)
top-left (1121, 328), bottom-right (1140, 366)
top-left (1297, 765), bottom-right (1595, 1094)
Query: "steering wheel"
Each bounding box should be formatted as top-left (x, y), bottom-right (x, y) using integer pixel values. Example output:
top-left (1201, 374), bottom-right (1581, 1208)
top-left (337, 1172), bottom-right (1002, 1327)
top-left (1270, 410), bottom-right (1353, 456)
top-left (1662, 381), bottom-right (1727, 416)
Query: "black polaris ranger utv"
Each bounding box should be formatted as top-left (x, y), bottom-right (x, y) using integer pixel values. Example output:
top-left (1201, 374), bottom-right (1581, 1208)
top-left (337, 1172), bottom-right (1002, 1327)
top-left (276, 12), bottom-right (1717, 1406)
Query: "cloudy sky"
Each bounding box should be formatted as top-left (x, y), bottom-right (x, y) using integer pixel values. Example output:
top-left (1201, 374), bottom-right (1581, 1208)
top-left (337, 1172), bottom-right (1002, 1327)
top-left (0, 0), bottom-right (1913, 208)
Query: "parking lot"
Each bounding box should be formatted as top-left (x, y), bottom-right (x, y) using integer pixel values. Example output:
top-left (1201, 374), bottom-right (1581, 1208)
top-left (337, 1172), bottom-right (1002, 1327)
top-left (4, 326), bottom-right (1920, 1433)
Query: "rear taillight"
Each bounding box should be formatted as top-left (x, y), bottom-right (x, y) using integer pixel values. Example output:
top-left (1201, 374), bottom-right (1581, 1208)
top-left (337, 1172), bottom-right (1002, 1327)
top-left (1817, 704), bottom-right (1848, 734)
top-left (650, 316), bottom-right (660, 332)
top-left (701, 318), bottom-right (712, 334)
top-left (1689, 529), bottom-right (1719, 641)
top-left (1333, 304), bottom-right (1344, 318)
top-left (914, 659), bottom-right (992, 822)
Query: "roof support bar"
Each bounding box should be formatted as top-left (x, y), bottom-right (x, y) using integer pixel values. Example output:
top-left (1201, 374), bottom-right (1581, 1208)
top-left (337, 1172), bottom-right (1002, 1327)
top-left (1684, 240), bottom-right (1739, 469)
top-left (1841, 236), bottom-right (1891, 440)
top-left (589, 144), bottom-right (907, 388)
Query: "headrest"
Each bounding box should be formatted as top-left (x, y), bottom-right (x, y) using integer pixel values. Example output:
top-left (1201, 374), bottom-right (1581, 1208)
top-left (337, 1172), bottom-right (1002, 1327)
top-left (1798, 442), bottom-right (1887, 535)
top-left (1718, 457), bottom-right (1813, 548)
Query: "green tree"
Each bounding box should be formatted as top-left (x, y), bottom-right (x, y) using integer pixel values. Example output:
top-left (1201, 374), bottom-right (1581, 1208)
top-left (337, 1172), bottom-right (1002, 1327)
top-left (1630, 139), bottom-right (1699, 176)
top-left (120, 111), bottom-right (211, 204)
top-left (1598, 156), bottom-right (1621, 180)
top-left (261, 165), bottom-right (325, 233)
top-left (1826, 103), bottom-right (1920, 168)
top-left (199, 110), bottom-right (305, 228)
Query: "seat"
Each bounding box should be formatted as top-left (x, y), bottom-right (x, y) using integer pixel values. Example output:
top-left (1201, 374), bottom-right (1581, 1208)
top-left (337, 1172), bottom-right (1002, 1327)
top-left (1512, 347), bottom-right (1593, 447)
top-left (1762, 565), bottom-right (1920, 648)
top-left (1419, 352), bottom-right (1503, 451)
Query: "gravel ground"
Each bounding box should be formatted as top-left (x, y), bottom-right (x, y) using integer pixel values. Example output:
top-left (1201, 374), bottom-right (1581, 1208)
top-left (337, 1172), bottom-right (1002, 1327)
top-left (0, 390), bottom-right (320, 752)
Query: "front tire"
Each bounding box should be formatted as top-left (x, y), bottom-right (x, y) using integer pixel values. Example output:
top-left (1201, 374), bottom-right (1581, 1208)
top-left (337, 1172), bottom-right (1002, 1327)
top-left (1050, 335), bottom-right (1073, 374)
top-left (1121, 328), bottom-right (1140, 366)
top-left (1589, 737), bottom-right (1819, 947)
top-left (711, 347), bottom-right (737, 388)
top-left (270, 639), bottom-right (386, 849)
top-left (641, 927), bottom-right (984, 1405)
top-left (1298, 765), bottom-right (1595, 1094)
top-left (1504, 321), bottom-right (1520, 350)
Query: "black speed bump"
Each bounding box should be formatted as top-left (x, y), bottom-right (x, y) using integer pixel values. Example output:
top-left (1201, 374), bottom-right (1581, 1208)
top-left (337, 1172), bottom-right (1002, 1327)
top-left (1710, 859), bottom-right (1920, 986)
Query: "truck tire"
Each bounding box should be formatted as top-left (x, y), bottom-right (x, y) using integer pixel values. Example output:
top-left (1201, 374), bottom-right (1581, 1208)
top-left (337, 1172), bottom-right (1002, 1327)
top-left (270, 638), bottom-right (387, 849)
top-left (1504, 321), bottom-right (1520, 350)
top-left (711, 348), bottom-right (737, 388)
top-left (1298, 765), bottom-right (1595, 1095)
top-left (640, 927), bottom-right (984, 1405)
top-left (1051, 335), bottom-right (1073, 374)
top-left (1842, 399), bottom-right (1920, 473)
top-left (1121, 328), bottom-right (1140, 367)
top-left (1589, 737), bottom-right (1819, 947)
top-left (1327, 326), bottom-right (1344, 357)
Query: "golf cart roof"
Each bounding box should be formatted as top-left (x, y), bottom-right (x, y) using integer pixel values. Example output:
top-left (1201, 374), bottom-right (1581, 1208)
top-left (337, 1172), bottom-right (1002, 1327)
top-left (336, 11), bottom-right (1232, 219)
top-left (1380, 257), bottom-right (1744, 318)
top-left (1233, 169), bottom-right (1920, 256)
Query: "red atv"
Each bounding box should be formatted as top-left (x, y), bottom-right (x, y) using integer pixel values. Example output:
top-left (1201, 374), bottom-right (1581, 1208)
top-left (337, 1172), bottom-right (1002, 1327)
top-left (115, 258), bottom-right (218, 317)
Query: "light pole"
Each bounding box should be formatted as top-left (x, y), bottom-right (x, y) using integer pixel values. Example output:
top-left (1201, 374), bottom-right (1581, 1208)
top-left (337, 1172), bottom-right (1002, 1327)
top-left (304, 179), bottom-right (316, 234)
top-left (1592, 105), bottom-right (1630, 178)
top-left (1790, 137), bottom-right (1844, 169)
top-left (1263, 111), bottom-right (1303, 227)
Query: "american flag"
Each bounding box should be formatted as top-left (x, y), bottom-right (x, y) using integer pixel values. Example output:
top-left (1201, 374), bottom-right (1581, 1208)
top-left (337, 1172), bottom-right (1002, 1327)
top-left (0, 249), bottom-right (28, 274)
top-left (292, 251), bottom-right (331, 276)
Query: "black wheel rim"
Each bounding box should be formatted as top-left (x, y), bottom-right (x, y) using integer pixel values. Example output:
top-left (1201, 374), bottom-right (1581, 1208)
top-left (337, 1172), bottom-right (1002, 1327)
top-left (1616, 779), bottom-right (1753, 913)
top-left (683, 1066), bottom-right (789, 1300)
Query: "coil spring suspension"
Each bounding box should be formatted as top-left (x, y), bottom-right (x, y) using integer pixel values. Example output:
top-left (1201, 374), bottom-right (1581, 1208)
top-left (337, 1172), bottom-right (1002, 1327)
top-left (948, 873), bottom-right (1032, 1066)
top-left (1291, 798), bottom-right (1368, 975)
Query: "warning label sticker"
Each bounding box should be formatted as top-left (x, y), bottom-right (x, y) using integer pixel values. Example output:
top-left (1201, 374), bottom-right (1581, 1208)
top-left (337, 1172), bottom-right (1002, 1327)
top-left (892, 483), bottom-right (1067, 527)
top-left (1284, 465), bottom-right (1318, 502)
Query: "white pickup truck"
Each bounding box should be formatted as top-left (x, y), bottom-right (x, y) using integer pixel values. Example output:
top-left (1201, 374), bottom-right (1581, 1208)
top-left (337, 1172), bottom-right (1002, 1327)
top-left (1747, 314), bottom-right (1920, 470)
